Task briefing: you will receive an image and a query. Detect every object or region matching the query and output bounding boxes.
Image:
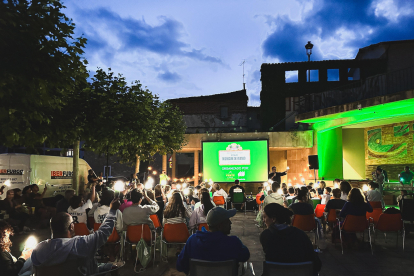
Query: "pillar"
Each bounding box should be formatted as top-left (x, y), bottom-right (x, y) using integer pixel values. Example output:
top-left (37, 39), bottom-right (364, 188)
top-left (162, 155), bottom-right (167, 173)
top-left (194, 150), bottom-right (199, 186)
top-left (172, 152), bottom-right (176, 180)
top-left (72, 140), bottom-right (80, 195)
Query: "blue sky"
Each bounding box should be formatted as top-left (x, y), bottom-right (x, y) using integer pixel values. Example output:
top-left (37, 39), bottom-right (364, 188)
top-left (64, 0), bottom-right (414, 106)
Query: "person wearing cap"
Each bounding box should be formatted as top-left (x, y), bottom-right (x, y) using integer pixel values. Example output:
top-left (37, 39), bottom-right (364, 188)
top-left (176, 207), bottom-right (250, 274)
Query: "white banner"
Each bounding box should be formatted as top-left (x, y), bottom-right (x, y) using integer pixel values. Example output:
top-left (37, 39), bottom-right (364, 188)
top-left (219, 150), bottom-right (250, 166)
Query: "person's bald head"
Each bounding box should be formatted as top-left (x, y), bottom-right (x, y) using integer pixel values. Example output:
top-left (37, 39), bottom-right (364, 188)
top-left (50, 212), bottom-right (74, 238)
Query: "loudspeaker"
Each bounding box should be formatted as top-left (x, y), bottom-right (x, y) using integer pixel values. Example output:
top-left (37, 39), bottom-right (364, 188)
top-left (308, 155), bottom-right (319, 170)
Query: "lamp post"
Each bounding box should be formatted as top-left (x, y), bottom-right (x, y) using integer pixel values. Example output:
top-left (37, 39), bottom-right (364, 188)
top-left (305, 41), bottom-right (313, 82)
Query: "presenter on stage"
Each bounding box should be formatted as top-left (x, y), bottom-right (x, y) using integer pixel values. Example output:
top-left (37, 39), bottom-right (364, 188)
top-left (399, 166), bottom-right (414, 186)
top-left (268, 166), bottom-right (288, 184)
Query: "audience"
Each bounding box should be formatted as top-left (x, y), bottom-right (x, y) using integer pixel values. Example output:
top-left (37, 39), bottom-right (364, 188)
top-left (340, 181), bottom-right (351, 200)
top-left (324, 188), bottom-right (346, 212)
top-left (288, 190), bottom-right (314, 215)
top-left (154, 184), bottom-right (166, 224)
top-left (176, 207), bottom-right (250, 274)
top-left (212, 183), bottom-right (228, 199)
top-left (88, 190), bottom-right (123, 234)
top-left (1, 190), bottom-right (31, 233)
top-left (260, 203), bottom-right (321, 274)
top-left (321, 187), bottom-right (332, 205)
top-left (21, 186), bottom-right (32, 205)
top-left (56, 189), bottom-right (75, 213)
top-left (194, 188), bottom-right (215, 209)
top-left (67, 195), bottom-right (93, 225)
top-left (122, 189), bottom-right (159, 230)
top-left (340, 188), bottom-right (373, 218)
top-left (366, 181), bottom-right (384, 208)
top-left (0, 221), bottom-right (33, 276)
top-left (263, 182), bottom-right (285, 207)
top-left (189, 191), bottom-right (215, 229)
top-left (163, 192), bottom-right (192, 226)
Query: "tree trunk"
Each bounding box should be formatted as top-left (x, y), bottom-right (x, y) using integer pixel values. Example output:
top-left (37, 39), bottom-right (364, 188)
top-left (134, 155), bottom-right (140, 179)
top-left (72, 140), bottom-right (80, 194)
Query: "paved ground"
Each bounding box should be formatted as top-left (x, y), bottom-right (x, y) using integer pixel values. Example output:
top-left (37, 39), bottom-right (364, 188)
top-left (10, 212), bottom-right (414, 275)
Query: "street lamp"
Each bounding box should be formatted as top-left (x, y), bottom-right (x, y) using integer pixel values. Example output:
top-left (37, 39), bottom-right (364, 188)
top-left (305, 41), bottom-right (314, 82)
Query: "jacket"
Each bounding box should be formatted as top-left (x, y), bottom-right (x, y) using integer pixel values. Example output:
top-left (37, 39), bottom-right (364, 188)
top-left (122, 200), bottom-right (159, 230)
top-left (0, 251), bottom-right (25, 276)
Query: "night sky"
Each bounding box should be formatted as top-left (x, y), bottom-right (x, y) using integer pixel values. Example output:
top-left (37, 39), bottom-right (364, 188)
top-left (64, 0), bottom-right (414, 106)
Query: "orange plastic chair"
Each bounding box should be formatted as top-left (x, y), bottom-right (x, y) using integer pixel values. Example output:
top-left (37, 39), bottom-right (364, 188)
top-left (124, 224), bottom-right (155, 263)
top-left (161, 223), bottom-right (190, 261)
top-left (366, 208), bottom-right (383, 225)
top-left (292, 214), bottom-right (318, 244)
top-left (150, 214), bottom-right (162, 229)
top-left (369, 201), bottom-right (382, 209)
top-left (326, 209), bottom-right (338, 223)
top-left (94, 223), bottom-right (121, 243)
top-left (374, 213), bottom-right (405, 250)
top-left (314, 204), bottom-right (326, 218)
top-left (74, 223), bottom-right (90, 236)
top-left (339, 215), bottom-right (372, 254)
top-left (198, 223), bottom-right (209, 231)
top-left (213, 196), bottom-right (226, 206)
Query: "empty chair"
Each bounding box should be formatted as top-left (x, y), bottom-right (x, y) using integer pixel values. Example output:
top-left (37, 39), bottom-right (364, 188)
top-left (190, 259), bottom-right (238, 276)
top-left (74, 223), bottom-right (90, 236)
top-left (338, 215), bottom-right (372, 254)
top-left (161, 223), bottom-right (190, 261)
top-left (262, 261), bottom-right (313, 276)
top-left (374, 213), bottom-right (405, 250)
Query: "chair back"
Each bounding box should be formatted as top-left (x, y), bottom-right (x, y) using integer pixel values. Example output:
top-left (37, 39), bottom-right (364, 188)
top-left (369, 201), bottom-right (382, 209)
top-left (326, 209), bottom-right (339, 223)
top-left (366, 208), bottom-right (383, 224)
top-left (94, 223), bottom-right (120, 243)
top-left (262, 261), bottom-right (313, 276)
top-left (163, 223), bottom-right (189, 243)
top-left (34, 258), bottom-right (82, 276)
top-left (401, 199), bottom-right (414, 221)
top-left (314, 204), bottom-right (326, 218)
top-left (213, 196), bottom-right (226, 206)
top-left (198, 223), bottom-right (209, 231)
top-left (376, 213), bottom-right (403, 232)
top-left (292, 214), bottom-right (316, 232)
top-left (74, 223), bottom-right (90, 236)
top-left (190, 259), bottom-right (238, 276)
top-left (232, 193), bottom-right (244, 203)
top-left (256, 194), bottom-right (264, 205)
top-left (150, 214), bottom-right (162, 229)
top-left (342, 215), bottom-right (368, 232)
top-left (126, 224), bottom-right (152, 243)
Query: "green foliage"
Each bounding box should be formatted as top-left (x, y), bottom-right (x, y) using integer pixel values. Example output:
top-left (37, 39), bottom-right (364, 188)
top-left (0, 0), bottom-right (88, 147)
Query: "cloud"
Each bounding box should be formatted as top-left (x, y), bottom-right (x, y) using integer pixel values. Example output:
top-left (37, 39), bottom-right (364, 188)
top-left (73, 8), bottom-right (224, 65)
top-left (157, 70), bottom-right (182, 83)
top-left (261, 0), bottom-right (414, 62)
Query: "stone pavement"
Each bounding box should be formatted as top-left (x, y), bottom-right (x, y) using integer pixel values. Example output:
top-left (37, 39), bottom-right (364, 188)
top-left (10, 212), bottom-right (414, 276)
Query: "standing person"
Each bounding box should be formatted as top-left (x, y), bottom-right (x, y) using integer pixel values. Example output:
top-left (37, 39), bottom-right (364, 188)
top-left (268, 166), bottom-right (287, 185)
top-left (176, 207), bottom-right (250, 274)
top-left (0, 221), bottom-right (33, 276)
top-left (87, 170), bottom-right (98, 186)
top-left (260, 203), bottom-right (321, 275)
top-left (228, 180), bottom-right (246, 211)
top-left (400, 166), bottom-right (414, 186)
top-left (160, 171), bottom-right (168, 185)
top-left (372, 168), bottom-right (385, 194)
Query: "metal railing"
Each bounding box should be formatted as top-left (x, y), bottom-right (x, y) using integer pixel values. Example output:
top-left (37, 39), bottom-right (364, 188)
top-left (294, 66), bottom-right (414, 113)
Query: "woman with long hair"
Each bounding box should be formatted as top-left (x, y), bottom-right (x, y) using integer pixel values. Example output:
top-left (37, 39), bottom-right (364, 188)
top-left (260, 203), bottom-right (321, 275)
top-left (340, 188), bottom-right (373, 218)
top-left (0, 221), bottom-right (33, 276)
top-left (189, 191), bottom-right (215, 229)
top-left (163, 192), bottom-right (192, 225)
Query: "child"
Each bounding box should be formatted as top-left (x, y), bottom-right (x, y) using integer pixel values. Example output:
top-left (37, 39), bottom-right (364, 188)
top-left (321, 187), bottom-right (332, 205)
top-left (310, 189), bottom-right (319, 199)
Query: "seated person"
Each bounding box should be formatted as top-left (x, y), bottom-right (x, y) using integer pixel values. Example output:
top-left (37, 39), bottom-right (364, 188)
top-left (263, 182), bottom-right (286, 208)
top-left (366, 181), bottom-right (384, 208)
top-left (286, 187), bottom-right (296, 199)
top-left (67, 195), bottom-right (94, 225)
top-left (56, 189), bottom-right (75, 214)
top-left (212, 183), bottom-right (228, 199)
top-left (12, 188), bottom-right (24, 206)
top-left (28, 199), bottom-right (120, 275)
top-left (163, 192), bottom-right (192, 226)
top-left (228, 180), bottom-right (246, 210)
top-left (288, 190), bottom-right (313, 215)
top-left (282, 188), bottom-right (288, 197)
top-left (340, 188), bottom-right (373, 218)
top-left (397, 190), bottom-right (408, 207)
top-left (176, 207), bottom-right (250, 274)
top-left (324, 188), bottom-right (346, 212)
top-left (189, 191), bottom-right (215, 229)
top-left (0, 221), bottom-right (33, 276)
top-left (260, 203), bottom-right (321, 275)
top-left (122, 189), bottom-right (159, 230)
top-left (194, 188), bottom-right (216, 209)
top-left (1, 190), bottom-right (31, 233)
top-left (317, 181), bottom-right (326, 195)
top-left (321, 187), bottom-right (332, 205)
top-left (309, 189), bottom-right (319, 199)
top-left (88, 190), bottom-right (123, 234)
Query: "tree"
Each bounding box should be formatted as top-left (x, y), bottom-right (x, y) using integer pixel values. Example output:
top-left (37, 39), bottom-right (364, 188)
top-left (0, 0), bottom-right (88, 148)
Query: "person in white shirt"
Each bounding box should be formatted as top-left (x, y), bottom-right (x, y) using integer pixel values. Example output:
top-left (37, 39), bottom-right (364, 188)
top-left (67, 195), bottom-right (93, 225)
top-left (122, 189), bottom-right (159, 230)
top-left (366, 181), bottom-right (384, 208)
top-left (321, 187), bottom-right (332, 205)
top-left (263, 182), bottom-right (286, 208)
top-left (212, 183), bottom-right (228, 198)
top-left (189, 191), bottom-right (215, 229)
top-left (88, 190), bottom-right (123, 234)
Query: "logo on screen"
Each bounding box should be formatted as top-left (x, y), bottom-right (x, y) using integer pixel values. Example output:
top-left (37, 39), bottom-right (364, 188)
top-left (238, 171), bottom-right (245, 177)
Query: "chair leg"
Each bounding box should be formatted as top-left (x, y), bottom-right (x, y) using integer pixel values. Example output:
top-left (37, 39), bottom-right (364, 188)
top-left (402, 229), bottom-right (405, 251)
top-left (339, 229), bottom-right (344, 254)
top-left (368, 228), bottom-right (373, 255)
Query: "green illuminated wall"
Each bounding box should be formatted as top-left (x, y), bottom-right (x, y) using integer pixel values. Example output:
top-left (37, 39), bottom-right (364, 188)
top-left (317, 128), bottom-right (343, 180)
top-left (343, 129), bottom-right (365, 179)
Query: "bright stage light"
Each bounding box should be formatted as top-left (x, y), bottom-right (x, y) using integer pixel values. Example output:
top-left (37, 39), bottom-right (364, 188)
top-left (362, 184), bottom-right (369, 192)
top-left (286, 166), bottom-right (290, 170)
top-left (145, 182), bottom-right (153, 190)
top-left (4, 179), bottom-right (11, 187)
top-left (263, 182), bottom-right (269, 187)
top-left (114, 181), bottom-right (125, 192)
top-left (183, 188), bottom-right (189, 196)
top-left (152, 171), bottom-right (157, 175)
top-left (176, 184), bottom-right (181, 190)
top-left (25, 236), bottom-right (37, 249)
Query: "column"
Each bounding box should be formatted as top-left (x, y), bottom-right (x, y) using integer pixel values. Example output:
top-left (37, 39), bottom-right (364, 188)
top-left (172, 152), bottom-right (176, 180)
top-left (162, 155), bottom-right (167, 173)
top-left (194, 150), bottom-right (199, 186)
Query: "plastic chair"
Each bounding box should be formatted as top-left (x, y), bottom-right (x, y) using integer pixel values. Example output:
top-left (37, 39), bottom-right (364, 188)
top-left (400, 199), bottom-right (414, 222)
top-left (366, 208), bottom-right (383, 226)
top-left (314, 204), bottom-right (326, 218)
top-left (262, 261), bottom-right (313, 276)
top-left (190, 259), bottom-right (238, 276)
top-left (213, 196), bottom-right (227, 209)
top-left (161, 223), bottom-right (190, 261)
top-left (369, 201), bottom-right (382, 209)
top-left (373, 213), bottom-right (405, 250)
top-left (231, 193), bottom-right (246, 215)
top-left (198, 223), bottom-right (209, 231)
top-left (93, 223), bottom-right (121, 243)
top-left (292, 214), bottom-right (318, 245)
top-left (74, 223), bottom-right (90, 236)
top-left (150, 214), bottom-right (162, 229)
top-left (337, 215), bottom-right (372, 255)
top-left (124, 224), bottom-right (154, 263)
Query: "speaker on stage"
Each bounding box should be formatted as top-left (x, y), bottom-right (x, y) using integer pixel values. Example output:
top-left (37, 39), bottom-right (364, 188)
top-left (308, 155), bottom-right (319, 170)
